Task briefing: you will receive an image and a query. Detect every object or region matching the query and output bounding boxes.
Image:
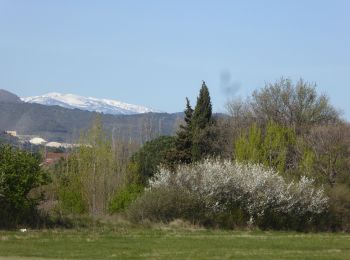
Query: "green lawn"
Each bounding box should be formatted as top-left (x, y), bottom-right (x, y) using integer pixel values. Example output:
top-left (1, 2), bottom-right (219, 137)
top-left (0, 228), bottom-right (349, 259)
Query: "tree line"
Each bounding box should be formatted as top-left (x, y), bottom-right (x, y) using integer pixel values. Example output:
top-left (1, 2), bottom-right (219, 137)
top-left (127, 78), bottom-right (350, 230)
top-left (1, 78), bottom-right (350, 231)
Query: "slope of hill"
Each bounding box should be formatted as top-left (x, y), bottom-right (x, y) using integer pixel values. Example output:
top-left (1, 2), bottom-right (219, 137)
top-left (22, 92), bottom-right (159, 115)
top-left (0, 89), bottom-right (22, 103)
top-left (0, 100), bottom-right (182, 144)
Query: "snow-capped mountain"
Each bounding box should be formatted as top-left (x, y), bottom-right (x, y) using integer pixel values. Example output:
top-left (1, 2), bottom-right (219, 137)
top-left (21, 92), bottom-right (159, 115)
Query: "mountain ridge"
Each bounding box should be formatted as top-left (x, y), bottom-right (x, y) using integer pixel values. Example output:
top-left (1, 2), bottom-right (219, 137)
top-left (21, 92), bottom-right (160, 115)
top-left (0, 89), bottom-right (22, 103)
top-left (0, 89), bottom-right (182, 144)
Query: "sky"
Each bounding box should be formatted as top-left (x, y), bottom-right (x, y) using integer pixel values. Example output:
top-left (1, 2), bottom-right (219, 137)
top-left (0, 0), bottom-right (349, 119)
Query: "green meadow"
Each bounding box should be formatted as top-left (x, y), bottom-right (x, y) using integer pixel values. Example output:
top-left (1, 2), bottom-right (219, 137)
top-left (0, 228), bottom-right (349, 259)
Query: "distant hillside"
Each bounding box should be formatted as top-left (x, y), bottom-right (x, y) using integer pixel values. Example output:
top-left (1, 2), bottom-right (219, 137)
top-left (0, 100), bottom-right (182, 143)
top-left (0, 90), bottom-right (182, 143)
top-left (0, 89), bottom-right (22, 103)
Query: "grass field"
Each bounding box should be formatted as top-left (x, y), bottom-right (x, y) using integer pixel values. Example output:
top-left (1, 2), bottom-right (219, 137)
top-left (0, 227), bottom-right (350, 259)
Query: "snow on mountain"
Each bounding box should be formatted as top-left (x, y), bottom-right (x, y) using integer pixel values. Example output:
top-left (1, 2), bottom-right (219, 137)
top-left (21, 92), bottom-right (159, 115)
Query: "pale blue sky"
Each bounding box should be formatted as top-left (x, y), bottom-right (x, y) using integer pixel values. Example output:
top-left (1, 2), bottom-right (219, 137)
top-left (0, 0), bottom-right (349, 119)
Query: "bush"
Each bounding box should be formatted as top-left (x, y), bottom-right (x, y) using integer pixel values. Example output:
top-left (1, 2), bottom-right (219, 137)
top-left (0, 145), bottom-right (49, 228)
top-left (58, 186), bottom-right (87, 215)
top-left (108, 183), bottom-right (143, 213)
top-left (126, 187), bottom-right (204, 224)
top-left (128, 159), bottom-right (328, 229)
top-left (129, 136), bottom-right (176, 183)
top-left (327, 184), bottom-right (350, 231)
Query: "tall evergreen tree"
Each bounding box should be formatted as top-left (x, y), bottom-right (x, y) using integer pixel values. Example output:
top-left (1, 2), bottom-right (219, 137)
top-left (174, 97), bottom-right (194, 164)
top-left (191, 81), bottom-right (213, 129)
top-left (191, 81), bottom-right (215, 161)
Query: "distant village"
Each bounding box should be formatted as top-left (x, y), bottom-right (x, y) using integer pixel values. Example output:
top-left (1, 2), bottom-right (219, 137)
top-left (5, 130), bottom-right (75, 148)
top-left (4, 130), bottom-right (73, 166)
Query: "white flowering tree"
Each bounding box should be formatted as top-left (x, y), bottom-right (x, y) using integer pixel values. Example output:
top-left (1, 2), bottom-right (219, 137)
top-left (149, 159), bottom-right (328, 223)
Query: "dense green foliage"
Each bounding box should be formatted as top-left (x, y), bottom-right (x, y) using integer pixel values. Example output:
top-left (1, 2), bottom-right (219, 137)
top-left (108, 183), bottom-right (143, 213)
top-left (191, 81), bottom-right (215, 161)
top-left (165, 82), bottom-right (218, 167)
top-left (129, 135), bottom-right (176, 183)
top-left (171, 98), bottom-right (194, 164)
top-left (0, 145), bottom-right (49, 228)
top-left (235, 121), bottom-right (296, 173)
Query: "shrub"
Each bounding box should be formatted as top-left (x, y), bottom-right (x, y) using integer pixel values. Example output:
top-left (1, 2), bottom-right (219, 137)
top-left (130, 136), bottom-right (176, 183)
top-left (126, 187), bottom-right (204, 224)
top-left (327, 184), bottom-right (350, 231)
top-left (0, 145), bottom-right (49, 228)
top-left (108, 183), bottom-right (143, 213)
top-left (129, 159), bottom-right (328, 229)
top-left (58, 186), bottom-right (87, 215)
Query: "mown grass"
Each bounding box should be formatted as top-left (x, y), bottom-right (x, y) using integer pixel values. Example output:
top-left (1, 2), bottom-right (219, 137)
top-left (0, 227), bottom-right (350, 259)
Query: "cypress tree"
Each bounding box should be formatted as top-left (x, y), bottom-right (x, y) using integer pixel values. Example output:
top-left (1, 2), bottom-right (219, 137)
top-left (191, 81), bottom-right (214, 161)
top-left (164, 81), bottom-right (216, 165)
top-left (191, 81), bottom-right (213, 129)
top-left (174, 97), bottom-right (194, 164)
